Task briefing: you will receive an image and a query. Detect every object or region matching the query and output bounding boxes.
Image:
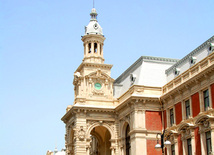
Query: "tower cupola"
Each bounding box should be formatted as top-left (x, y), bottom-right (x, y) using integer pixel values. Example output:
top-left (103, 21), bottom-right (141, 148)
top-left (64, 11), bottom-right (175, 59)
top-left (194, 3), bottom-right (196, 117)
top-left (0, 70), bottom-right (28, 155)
top-left (82, 8), bottom-right (105, 63)
top-left (85, 8), bottom-right (103, 35)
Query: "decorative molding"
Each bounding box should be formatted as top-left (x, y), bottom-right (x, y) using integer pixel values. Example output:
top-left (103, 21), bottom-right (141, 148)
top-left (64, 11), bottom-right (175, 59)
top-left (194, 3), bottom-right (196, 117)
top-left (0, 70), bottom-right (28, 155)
top-left (165, 35), bottom-right (214, 74)
top-left (162, 52), bottom-right (214, 98)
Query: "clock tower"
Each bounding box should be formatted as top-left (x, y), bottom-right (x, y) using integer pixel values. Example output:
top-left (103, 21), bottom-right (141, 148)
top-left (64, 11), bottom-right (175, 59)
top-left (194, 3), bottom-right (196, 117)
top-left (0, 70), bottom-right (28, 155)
top-left (73, 8), bottom-right (114, 106)
top-left (62, 8), bottom-right (117, 155)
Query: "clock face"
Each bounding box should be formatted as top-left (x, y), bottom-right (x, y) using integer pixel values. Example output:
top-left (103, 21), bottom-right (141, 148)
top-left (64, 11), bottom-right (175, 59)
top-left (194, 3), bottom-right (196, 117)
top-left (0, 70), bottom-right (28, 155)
top-left (94, 83), bottom-right (102, 90)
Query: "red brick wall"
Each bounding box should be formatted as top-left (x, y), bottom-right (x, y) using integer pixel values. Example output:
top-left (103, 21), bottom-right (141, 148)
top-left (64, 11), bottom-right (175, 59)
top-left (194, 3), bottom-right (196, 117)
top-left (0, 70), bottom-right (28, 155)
top-left (191, 93), bottom-right (200, 117)
top-left (164, 110), bottom-right (167, 129)
top-left (211, 84), bottom-right (214, 108)
top-left (178, 134), bottom-right (183, 155)
top-left (175, 102), bottom-right (182, 125)
top-left (147, 139), bottom-right (162, 155)
top-left (146, 111), bottom-right (162, 131)
top-left (195, 127), bottom-right (201, 155)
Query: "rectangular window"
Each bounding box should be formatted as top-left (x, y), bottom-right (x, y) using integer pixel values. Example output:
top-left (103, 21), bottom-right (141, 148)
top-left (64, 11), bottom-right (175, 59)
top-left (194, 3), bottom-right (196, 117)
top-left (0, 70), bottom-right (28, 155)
top-left (170, 108), bottom-right (174, 126)
top-left (206, 131), bottom-right (212, 155)
top-left (185, 100), bottom-right (190, 119)
top-left (171, 144), bottom-right (175, 155)
top-left (204, 89), bottom-right (210, 111)
top-left (187, 138), bottom-right (192, 155)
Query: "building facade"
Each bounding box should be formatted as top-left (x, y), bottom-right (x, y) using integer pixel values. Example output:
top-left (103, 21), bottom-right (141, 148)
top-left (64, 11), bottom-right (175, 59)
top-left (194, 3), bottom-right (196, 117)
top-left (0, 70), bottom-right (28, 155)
top-left (61, 8), bottom-right (214, 155)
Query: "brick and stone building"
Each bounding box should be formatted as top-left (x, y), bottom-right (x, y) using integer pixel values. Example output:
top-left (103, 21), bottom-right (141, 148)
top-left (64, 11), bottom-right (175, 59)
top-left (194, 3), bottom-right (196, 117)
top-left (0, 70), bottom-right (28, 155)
top-left (61, 7), bottom-right (214, 155)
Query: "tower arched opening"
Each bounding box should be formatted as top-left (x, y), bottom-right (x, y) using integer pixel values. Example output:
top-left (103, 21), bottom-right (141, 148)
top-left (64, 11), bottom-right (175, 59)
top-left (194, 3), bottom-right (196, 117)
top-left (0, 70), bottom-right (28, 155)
top-left (94, 43), bottom-right (97, 53)
top-left (88, 43), bottom-right (91, 53)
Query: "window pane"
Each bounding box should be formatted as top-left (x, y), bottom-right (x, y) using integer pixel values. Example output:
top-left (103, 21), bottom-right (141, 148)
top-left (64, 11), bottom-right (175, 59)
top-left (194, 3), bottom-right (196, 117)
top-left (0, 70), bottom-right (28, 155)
top-left (203, 89), bottom-right (210, 111)
top-left (187, 138), bottom-right (192, 155)
top-left (206, 131), bottom-right (212, 155)
top-left (170, 109), bottom-right (174, 126)
top-left (185, 100), bottom-right (190, 119)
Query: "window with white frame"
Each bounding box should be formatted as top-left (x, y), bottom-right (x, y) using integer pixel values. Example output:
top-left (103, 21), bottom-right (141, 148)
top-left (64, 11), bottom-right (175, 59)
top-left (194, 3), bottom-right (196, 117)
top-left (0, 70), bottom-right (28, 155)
top-left (203, 89), bottom-right (210, 111)
top-left (185, 100), bottom-right (191, 119)
top-left (187, 138), bottom-right (192, 155)
top-left (206, 131), bottom-right (212, 155)
top-left (170, 108), bottom-right (174, 126)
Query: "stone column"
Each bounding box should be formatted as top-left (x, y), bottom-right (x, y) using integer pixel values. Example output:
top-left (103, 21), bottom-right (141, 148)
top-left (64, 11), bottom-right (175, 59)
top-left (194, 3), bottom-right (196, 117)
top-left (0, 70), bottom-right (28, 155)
top-left (199, 125), bottom-right (206, 155)
top-left (199, 91), bottom-right (203, 112)
top-left (182, 139), bottom-right (187, 155)
top-left (130, 131), bottom-right (147, 155)
top-left (86, 43), bottom-right (89, 56)
top-left (91, 42), bottom-right (94, 56)
top-left (130, 110), bottom-right (146, 154)
top-left (190, 128), bottom-right (196, 155)
top-left (210, 121), bottom-right (214, 155)
top-left (174, 135), bottom-right (178, 155)
top-left (101, 44), bottom-right (103, 57)
top-left (97, 42), bottom-right (100, 56)
top-left (129, 107), bottom-right (147, 155)
top-left (74, 113), bottom-right (87, 155)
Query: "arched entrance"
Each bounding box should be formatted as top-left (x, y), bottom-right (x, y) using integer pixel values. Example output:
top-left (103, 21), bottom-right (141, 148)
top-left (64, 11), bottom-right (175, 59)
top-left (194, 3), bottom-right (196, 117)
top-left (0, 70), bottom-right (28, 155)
top-left (125, 125), bottom-right (130, 155)
top-left (67, 128), bottom-right (74, 155)
top-left (90, 126), bottom-right (111, 155)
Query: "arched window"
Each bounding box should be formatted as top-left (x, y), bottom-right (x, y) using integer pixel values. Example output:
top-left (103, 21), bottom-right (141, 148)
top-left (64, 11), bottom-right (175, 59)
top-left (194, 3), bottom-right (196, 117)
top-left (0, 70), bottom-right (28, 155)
top-left (125, 125), bottom-right (130, 155)
top-left (94, 43), bottom-right (97, 53)
top-left (88, 43), bottom-right (91, 53)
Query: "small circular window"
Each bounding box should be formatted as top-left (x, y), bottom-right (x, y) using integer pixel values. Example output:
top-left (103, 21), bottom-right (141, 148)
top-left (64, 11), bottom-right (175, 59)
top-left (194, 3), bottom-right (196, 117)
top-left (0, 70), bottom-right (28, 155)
top-left (94, 83), bottom-right (102, 90)
top-left (94, 23), bottom-right (98, 30)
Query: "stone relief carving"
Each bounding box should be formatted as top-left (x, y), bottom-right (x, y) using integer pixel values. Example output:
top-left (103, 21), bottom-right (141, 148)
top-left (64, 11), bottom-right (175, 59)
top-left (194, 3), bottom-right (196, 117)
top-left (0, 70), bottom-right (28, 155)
top-left (203, 121), bottom-right (210, 128)
top-left (78, 126), bottom-right (86, 141)
top-left (84, 69), bottom-right (113, 99)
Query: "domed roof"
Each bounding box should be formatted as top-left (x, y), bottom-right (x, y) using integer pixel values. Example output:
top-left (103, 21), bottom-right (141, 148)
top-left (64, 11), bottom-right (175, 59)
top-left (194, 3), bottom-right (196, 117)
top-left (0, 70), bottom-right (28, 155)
top-left (84, 8), bottom-right (103, 35)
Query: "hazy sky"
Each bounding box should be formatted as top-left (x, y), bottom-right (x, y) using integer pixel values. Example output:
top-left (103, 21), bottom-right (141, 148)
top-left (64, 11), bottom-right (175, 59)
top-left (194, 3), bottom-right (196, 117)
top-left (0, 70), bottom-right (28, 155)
top-left (1, 0), bottom-right (214, 154)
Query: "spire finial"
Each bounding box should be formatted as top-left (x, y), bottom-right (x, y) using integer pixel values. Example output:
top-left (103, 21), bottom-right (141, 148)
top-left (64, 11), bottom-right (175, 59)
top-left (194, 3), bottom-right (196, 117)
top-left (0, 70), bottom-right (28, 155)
top-left (93, 0), bottom-right (95, 8)
top-left (90, 8), bottom-right (98, 21)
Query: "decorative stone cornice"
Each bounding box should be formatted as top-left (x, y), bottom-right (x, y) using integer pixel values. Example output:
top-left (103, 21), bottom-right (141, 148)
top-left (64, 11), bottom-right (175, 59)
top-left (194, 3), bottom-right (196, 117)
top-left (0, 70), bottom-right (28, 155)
top-left (81, 34), bottom-right (105, 43)
top-left (75, 62), bottom-right (113, 72)
top-left (129, 128), bottom-right (147, 135)
top-left (162, 52), bottom-right (214, 99)
top-left (142, 56), bottom-right (179, 63)
top-left (62, 104), bottom-right (116, 121)
top-left (115, 85), bottom-right (161, 110)
top-left (165, 35), bottom-right (214, 74)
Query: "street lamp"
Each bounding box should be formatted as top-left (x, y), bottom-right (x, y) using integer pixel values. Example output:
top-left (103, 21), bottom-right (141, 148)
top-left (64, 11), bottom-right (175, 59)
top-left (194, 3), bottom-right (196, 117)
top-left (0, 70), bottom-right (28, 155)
top-left (155, 131), bottom-right (171, 153)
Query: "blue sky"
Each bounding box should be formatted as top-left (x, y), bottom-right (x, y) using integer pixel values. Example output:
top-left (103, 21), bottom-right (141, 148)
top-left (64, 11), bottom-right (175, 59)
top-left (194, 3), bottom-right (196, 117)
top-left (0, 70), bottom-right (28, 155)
top-left (1, 0), bottom-right (214, 154)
